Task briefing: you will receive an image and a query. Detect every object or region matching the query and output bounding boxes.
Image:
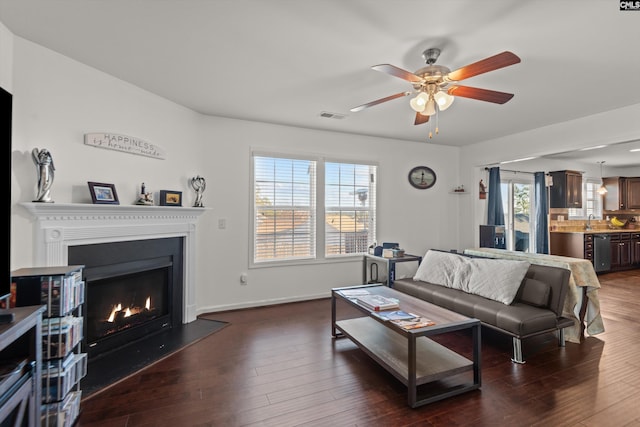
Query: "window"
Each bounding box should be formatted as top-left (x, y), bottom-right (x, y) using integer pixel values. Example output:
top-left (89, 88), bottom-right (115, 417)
top-left (568, 179), bottom-right (603, 219)
top-left (252, 153), bottom-right (376, 265)
top-left (325, 162), bottom-right (376, 256)
top-left (253, 155), bottom-right (316, 263)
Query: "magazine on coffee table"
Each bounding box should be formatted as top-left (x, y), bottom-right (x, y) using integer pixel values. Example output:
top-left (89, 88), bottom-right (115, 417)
top-left (371, 310), bottom-right (419, 321)
top-left (390, 317), bottom-right (436, 330)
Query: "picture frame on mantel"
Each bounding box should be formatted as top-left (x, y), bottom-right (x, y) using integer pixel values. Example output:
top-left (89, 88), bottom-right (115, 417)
top-left (87, 181), bottom-right (119, 205)
top-left (159, 190), bottom-right (182, 206)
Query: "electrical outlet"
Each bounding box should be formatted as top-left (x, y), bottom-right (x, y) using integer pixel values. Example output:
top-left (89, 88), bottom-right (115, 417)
top-left (218, 218), bottom-right (226, 229)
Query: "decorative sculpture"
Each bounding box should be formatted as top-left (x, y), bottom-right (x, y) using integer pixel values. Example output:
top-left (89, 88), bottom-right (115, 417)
top-left (32, 148), bottom-right (55, 202)
top-left (135, 182), bottom-right (154, 205)
top-left (479, 179), bottom-right (487, 199)
top-left (190, 175), bottom-right (206, 207)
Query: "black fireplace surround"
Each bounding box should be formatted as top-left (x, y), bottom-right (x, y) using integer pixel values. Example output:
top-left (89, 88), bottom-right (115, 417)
top-left (68, 237), bottom-right (184, 360)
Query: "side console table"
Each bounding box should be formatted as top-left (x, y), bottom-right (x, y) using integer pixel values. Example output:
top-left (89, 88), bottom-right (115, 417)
top-left (363, 253), bottom-right (422, 286)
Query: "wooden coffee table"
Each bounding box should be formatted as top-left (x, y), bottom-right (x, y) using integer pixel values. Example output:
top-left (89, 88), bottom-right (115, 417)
top-left (331, 284), bottom-right (481, 408)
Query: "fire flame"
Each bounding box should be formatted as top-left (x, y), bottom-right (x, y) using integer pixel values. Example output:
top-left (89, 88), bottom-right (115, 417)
top-left (106, 298), bottom-right (151, 322)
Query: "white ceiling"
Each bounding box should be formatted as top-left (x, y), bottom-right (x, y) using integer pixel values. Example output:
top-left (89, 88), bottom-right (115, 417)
top-left (1, 0), bottom-right (639, 167)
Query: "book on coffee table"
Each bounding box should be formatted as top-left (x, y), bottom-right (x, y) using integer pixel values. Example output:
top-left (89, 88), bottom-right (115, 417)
top-left (355, 295), bottom-right (399, 311)
top-left (338, 289), bottom-right (370, 298)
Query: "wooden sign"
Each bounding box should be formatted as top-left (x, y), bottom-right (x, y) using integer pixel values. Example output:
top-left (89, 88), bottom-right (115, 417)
top-left (84, 133), bottom-right (165, 160)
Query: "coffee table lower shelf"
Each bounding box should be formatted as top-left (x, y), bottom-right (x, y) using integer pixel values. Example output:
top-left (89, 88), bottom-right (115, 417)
top-left (335, 317), bottom-right (478, 407)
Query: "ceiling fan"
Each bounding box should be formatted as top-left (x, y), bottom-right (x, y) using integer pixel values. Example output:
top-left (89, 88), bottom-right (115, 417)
top-left (351, 48), bottom-right (521, 132)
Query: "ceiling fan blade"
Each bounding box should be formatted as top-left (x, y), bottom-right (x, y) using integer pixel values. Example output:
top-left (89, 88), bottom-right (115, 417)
top-left (446, 51), bottom-right (521, 82)
top-left (447, 85), bottom-right (515, 104)
top-left (350, 91), bottom-right (411, 112)
top-left (414, 112), bottom-right (430, 125)
top-left (372, 64), bottom-right (423, 83)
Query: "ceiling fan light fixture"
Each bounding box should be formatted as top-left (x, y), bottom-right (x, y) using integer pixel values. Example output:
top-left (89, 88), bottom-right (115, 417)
top-left (424, 97), bottom-right (436, 116)
top-left (409, 92), bottom-right (429, 112)
top-left (434, 90), bottom-right (454, 111)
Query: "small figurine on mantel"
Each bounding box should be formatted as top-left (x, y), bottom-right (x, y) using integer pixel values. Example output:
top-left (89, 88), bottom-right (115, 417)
top-left (135, 182), bottom-right (154, 205)
top-left (190, 175), bottom-right (206, 207)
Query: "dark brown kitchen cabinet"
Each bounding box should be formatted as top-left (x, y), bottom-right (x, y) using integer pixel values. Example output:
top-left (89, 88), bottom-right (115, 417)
top-left (632, 233), bottom-right (640, 265)
top-left (550, 170), bottom-right (582, 208)
top-left (603, 176), bottom-right (640, 210)
top-left (610, 233), bottom-right (631, 269)
top-left (627, 178), bottom-right (640, 209)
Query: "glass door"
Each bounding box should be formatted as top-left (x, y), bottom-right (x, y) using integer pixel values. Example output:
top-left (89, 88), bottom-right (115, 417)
top-left (500, 173), bottom-right (536, 252)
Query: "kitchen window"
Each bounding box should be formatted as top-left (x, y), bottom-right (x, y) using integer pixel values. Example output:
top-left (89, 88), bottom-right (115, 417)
top-left (568, 179), bottom-right (603, 219)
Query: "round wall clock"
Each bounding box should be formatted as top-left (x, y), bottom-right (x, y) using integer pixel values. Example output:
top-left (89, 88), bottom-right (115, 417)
top-left (408, 166), bottom-right (437, 189)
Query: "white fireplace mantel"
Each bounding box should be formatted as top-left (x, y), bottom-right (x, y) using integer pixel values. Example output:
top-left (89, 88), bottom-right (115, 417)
top-left (21, 202), bottom-right (209, 323)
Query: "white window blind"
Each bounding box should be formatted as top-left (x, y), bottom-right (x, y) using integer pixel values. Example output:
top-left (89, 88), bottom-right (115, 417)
top-left (253, 155), bottom-right (316, 263)
top-left (325, 162), bottom-right (377, 256)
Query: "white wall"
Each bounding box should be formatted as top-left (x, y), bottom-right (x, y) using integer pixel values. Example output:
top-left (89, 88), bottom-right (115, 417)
top-left (193, 116), bottom-right (462, 311)
top-left (9, 35), bottom-right (463, 315)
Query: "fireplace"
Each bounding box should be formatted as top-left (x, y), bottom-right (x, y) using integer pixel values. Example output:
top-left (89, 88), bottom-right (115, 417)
top-left (21, 202), bottom-right (207, 356)
top-left (68, 237), bottom-right (183, 359)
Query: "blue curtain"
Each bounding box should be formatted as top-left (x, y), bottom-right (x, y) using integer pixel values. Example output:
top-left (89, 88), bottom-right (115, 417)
top-left (534, 172), bottom-right (549, 254)
top-left (487, 167), bottom-right (504, 225)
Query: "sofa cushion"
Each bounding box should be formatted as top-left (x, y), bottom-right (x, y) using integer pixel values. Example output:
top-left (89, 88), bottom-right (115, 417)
top-left (413, 250), bottom-right (530, 305)
top-left (457, 258), bottom-right (531, 305)
top-left (518, 278), bottom-right (551, 308)
top-left (413, 250), bottom-right (468, 289)
top-left (392, 278), bottom-right (560, 337)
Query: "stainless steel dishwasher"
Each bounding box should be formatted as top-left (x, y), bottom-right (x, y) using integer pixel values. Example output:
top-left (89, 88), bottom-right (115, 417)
top-left (593, 234), bottom-right (611, 272)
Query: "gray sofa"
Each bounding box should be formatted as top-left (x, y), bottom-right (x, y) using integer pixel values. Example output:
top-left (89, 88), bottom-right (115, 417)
top-left (392, 251), bottom-right (574, 363)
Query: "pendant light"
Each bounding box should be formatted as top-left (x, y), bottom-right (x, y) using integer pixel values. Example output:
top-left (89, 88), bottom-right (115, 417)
top-left (597, 161), bottom-right (608, 195)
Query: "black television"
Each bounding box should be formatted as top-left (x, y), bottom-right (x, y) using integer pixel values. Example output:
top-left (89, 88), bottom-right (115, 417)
top-left (2, 85), bottom-right (12, 303)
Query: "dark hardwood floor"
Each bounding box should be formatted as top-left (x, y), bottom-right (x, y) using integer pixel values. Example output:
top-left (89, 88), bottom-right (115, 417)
top-left (77, 269), bottom-right (640, 427)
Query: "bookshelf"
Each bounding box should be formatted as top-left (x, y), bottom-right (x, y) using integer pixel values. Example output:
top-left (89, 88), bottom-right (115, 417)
top-left (0, 305), bottom-right (44, 427)
top-left (10, 266), bottom-right (86, 427)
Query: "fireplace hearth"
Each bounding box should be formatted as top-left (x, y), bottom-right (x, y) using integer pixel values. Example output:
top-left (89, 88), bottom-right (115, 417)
top-left (68, 237), bottom-right (183, 360)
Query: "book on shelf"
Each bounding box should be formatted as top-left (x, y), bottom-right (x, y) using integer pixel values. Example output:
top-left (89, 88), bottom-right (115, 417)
top-left (390, 317), bottom-right (436, 330)
top-left (355, 294), bottom-right (399, 311)
top-left (371, 310), bottom-right (419, 321)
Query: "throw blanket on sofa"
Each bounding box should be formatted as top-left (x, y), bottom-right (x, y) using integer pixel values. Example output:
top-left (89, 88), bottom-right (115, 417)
top-left (414, 250), bottom-right (531, 305)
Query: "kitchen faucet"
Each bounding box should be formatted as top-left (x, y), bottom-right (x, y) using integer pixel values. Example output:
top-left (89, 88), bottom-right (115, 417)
top-left (586, 214), bottom-right (594, 230)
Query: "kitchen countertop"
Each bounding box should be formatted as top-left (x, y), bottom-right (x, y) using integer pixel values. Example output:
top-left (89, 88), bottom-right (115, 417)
top-left (550, 228), bottom-right (639, 234)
